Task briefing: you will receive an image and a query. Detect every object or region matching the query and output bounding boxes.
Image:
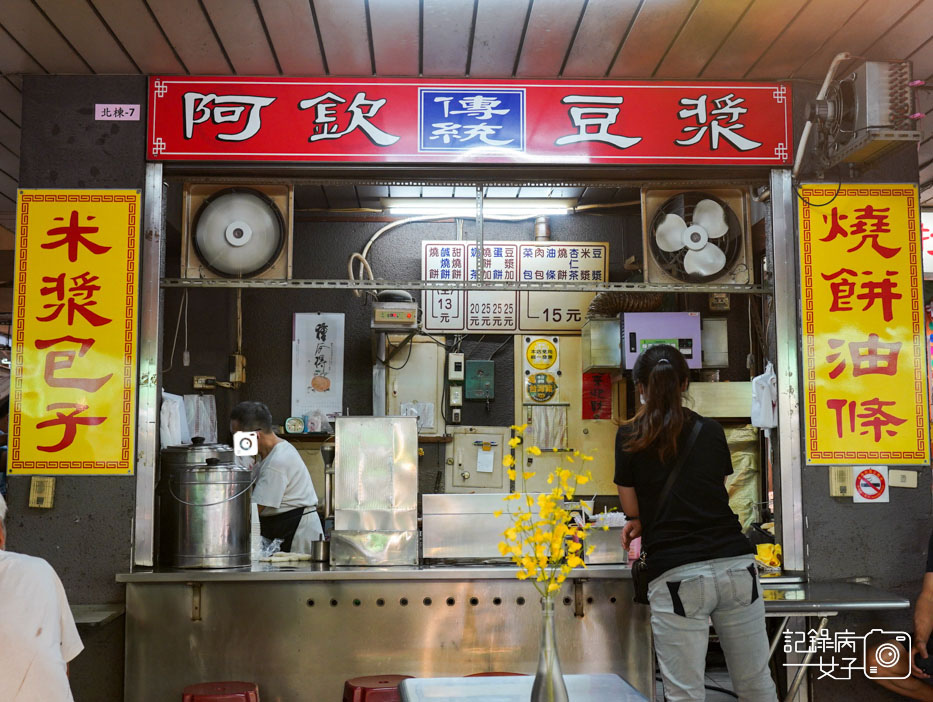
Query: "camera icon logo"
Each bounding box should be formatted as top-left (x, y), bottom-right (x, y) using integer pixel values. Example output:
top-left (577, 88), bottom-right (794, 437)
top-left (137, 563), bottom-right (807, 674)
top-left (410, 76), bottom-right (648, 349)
top-left (233, 430), bottom-right (259, 457)
top-left (865, 629), bottom-right (911, 679)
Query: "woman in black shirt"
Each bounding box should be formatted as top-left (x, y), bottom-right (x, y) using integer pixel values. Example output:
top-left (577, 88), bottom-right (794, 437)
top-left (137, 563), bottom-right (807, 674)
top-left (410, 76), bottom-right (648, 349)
top-left (615, 345), bottom-right (777, 701)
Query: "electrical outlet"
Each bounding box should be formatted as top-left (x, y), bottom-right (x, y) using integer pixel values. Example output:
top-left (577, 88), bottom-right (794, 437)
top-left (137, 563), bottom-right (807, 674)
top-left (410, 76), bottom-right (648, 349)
top-left (193, 375), bottom-right (216, 390)
top-left (449, 385), bottom-right (463, 407)
top-left (890, 469), bottom-right (919, 488)
top-left (29, 476), bottom-right (55, 509)
top-left (829, 466), bottom-right (850, 497)
top-left (450, 408), bottom-right (462, 424)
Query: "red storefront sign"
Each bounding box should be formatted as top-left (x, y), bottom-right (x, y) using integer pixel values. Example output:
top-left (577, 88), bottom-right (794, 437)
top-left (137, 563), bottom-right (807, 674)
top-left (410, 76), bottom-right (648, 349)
top-left (148, 77), bottom-right (791, 165)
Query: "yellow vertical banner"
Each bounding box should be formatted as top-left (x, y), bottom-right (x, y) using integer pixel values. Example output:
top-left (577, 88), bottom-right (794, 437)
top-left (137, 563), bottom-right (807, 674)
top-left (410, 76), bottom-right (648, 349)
top-left (10, 190), bottom-right (140, 475)
top-left (799, 184), bottom-right (929, 465)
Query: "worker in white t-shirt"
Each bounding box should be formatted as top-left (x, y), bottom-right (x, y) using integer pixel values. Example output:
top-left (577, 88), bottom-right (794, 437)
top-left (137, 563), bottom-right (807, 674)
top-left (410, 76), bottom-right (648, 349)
top-left (231, 401), bottom-right (323, 554)
top-left (0, 493), bottom-right (83, 702)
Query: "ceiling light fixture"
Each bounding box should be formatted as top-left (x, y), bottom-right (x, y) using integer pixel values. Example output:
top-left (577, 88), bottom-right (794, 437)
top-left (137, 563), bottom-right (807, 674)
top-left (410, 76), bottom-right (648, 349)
top-left (381, 197), bottom-right (576, 216)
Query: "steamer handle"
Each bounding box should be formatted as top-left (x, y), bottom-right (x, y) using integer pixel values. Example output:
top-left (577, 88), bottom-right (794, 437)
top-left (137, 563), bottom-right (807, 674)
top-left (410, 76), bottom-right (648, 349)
top-left (167, 475), bottom-right (257, 507)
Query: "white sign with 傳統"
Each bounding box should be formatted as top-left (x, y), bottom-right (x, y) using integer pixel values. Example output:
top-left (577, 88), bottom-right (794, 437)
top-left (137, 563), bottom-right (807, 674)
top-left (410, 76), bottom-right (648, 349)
top-left (421, 241), bottom-right (608, 333)
top-left (292, 313), bottom-right (344, 420)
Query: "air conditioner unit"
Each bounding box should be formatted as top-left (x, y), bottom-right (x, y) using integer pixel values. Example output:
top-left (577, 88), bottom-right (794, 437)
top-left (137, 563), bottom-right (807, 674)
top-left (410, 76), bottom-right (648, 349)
top-left (813, 60), bottom-right (920, 168)
top-left (181, 183), bottom-right (294, 280)
top-left (641, 188), bottom-right (753, 286)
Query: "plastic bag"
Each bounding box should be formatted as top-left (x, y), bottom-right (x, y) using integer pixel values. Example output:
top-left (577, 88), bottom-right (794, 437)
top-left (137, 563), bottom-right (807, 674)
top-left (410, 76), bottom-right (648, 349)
top-left (260, 537), bottom-right (284, 559)
top-left (751, 361), bottom-right (778, 434)
top-left (724, 424), bottom-right (760, 531)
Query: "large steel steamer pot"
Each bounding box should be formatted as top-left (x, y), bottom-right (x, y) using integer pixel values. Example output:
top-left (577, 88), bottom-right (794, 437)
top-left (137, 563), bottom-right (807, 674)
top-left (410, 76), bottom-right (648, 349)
top-left (159, 437), bottom-right (253, 568)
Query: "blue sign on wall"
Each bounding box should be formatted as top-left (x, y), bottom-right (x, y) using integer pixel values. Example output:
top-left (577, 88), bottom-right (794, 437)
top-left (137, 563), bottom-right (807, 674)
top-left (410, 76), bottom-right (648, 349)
top-left (418, 89), bottom-right (525, 152)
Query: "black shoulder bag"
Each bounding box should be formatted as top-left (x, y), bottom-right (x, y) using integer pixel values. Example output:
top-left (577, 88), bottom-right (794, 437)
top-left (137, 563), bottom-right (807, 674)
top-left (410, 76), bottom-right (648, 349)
top-left (631, 418), bottom-right (703, 605)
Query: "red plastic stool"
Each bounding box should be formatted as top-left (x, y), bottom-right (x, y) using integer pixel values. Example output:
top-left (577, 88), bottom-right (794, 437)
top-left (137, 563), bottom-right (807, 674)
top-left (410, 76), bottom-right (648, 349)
top-left (182, 681), bottom-right (260, 702)
top-left (342, 675), bottom-right (412, 702)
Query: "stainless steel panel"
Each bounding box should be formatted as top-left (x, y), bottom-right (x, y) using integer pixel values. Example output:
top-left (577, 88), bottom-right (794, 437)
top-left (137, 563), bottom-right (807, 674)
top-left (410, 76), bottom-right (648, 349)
top-left (334, 509), bottom-right (418, 531)
top-left (514, 0), bottom-right (585, 77)
top-left (257, 0), bottom-right (326, 75)
top-left (654, 0), bottom-right (752, 79)
top-left (423, 493), bottom-right (521, 515)
top-left (124, 576), bottom-right (653, 701)
top-left (134, 163), bottom-right (163, 567)
top-left (469, 0), bottom-right (529, 78)
top-left (369, 0), bottom-right (420, 76)
top-left (313, 0), bottom-right (372, 76)
top-left (562, 0), bottom-right (638, 77)
top-left (201, 0), bottom-right (278, 75)
top-left (771, 169), bottom-right (805, 573)
top-left (585, 528), bottom-right (628, 565)
top-left (422, 514), bottom-right (510, 560)
top-left (422, 0), bottom-right (475, 76)
top-left (330, 530), bottom-right (419, 566)
top-left (334, 416), bottom-right (418, 528)
top-left (609, 0), bottom-right (694, 78)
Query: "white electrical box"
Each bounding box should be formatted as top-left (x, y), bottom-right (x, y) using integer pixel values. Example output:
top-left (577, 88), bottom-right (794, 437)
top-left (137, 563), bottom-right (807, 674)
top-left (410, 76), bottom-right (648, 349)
top-left (701, 318), bottom-right (729, 368)
top-left (386, 334), bottom-right (446, 437)
top-left (449, 385), bottom-right (463, 407)
top-left (444, 426), bottom-right (512, 493)
top-left (449, 352), bottom-right (465, 381)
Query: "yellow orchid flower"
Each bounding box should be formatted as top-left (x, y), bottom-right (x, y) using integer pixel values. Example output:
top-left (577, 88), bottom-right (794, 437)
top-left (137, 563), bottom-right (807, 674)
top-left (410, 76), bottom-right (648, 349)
top-left (502, 454), bottom-right (516, 468)
top-left (527, 446), bottom-right (542, 456)
top-left (508, 436), bottom-right (522, 448)
top-left (510, 424), bottom-right (528, 433)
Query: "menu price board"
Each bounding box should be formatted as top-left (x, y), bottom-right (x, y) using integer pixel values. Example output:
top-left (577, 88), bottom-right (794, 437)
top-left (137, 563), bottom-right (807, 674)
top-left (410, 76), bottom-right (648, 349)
top-left (422, 241), bottom-right (608, 333)
top-left (11, 190), bottom-right (140, 475)
top-left (799, 184), bottom-right (929, 465)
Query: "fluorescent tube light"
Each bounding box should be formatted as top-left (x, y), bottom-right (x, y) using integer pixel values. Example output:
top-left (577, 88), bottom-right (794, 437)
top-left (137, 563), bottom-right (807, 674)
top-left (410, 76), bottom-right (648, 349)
top-left (381, 197), bottom-right (576, 216)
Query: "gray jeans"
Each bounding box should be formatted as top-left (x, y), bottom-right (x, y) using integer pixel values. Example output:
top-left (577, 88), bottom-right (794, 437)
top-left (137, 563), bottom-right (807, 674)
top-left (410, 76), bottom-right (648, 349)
top-left (648, 554), bottom-right (778, 702)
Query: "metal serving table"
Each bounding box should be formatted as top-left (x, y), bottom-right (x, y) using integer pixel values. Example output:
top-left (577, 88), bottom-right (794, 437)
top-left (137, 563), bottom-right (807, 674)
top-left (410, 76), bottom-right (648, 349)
top-left (400, 673), bottom-right (648, 701)
top-left (118, 564), bottom-right (652, 702)
top-left (759, 580), bottom-right (910, 699)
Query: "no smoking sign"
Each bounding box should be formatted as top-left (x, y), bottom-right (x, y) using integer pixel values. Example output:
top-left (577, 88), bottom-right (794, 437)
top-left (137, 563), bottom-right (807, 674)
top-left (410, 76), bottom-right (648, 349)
top-left (853, 466), bottom-right (889, 503)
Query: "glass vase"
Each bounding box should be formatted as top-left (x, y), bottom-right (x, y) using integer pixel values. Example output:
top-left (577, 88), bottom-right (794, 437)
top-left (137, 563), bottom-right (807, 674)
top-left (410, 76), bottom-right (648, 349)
top-left (530, 595), bottom-right (569, 702)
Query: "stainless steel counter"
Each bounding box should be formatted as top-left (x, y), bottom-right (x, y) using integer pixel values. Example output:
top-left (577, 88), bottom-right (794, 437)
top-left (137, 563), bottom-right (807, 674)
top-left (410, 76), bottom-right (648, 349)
top-left (761, 581), bottom-right (909, 614)
top-left (117, 562), bottom-right (634, 582)
top-left (122, 563), bottom-right (653, 701)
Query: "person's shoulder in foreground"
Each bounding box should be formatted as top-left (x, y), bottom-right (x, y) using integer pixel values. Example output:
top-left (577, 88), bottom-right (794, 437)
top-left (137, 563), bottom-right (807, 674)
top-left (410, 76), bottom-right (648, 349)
top-left (0, 493), bottom-right (83, 702)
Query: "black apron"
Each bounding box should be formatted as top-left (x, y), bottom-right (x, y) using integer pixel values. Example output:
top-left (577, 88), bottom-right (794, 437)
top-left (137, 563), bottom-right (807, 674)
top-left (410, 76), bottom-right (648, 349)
top-left (259, 506), bottom-right (306, 553)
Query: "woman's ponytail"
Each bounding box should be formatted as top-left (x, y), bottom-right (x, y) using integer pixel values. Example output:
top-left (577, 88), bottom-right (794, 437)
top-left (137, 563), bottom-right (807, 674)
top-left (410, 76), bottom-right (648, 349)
top-left (623, 345), bottom-right (690, 462)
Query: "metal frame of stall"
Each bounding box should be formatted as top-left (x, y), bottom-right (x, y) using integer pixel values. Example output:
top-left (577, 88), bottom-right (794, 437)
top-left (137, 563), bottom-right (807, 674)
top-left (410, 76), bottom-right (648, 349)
top-left (127, 165), bottom-right (804, 700)
top-left (132, 166), bottom-right (804, 574)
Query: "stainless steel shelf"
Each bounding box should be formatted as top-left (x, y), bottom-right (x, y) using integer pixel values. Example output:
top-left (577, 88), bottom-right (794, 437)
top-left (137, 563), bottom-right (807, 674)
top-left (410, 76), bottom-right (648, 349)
top-left (161, 277), bottom-right (772, 294)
